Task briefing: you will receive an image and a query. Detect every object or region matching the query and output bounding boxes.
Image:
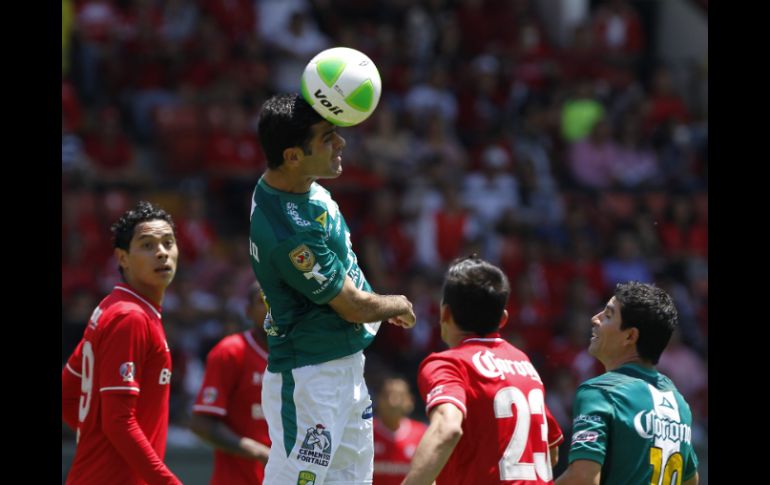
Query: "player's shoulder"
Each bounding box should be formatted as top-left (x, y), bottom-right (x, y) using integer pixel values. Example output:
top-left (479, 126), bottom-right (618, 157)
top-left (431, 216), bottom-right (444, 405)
top-left (579, 370), bottom-right (641, 394)
top-left (208, 333), bottom-right (247, 358)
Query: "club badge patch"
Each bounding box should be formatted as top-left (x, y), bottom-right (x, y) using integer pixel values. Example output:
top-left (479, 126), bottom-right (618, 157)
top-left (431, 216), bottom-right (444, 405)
top-left (202, 386), bottom-right (218, 404)
top-left (297, 470), bottom-right (317, 485)
top-left (120, 362), bottom-right (135, 382)
top-left (290, 244), bottom-right (316, 272)
top-left (297, 424), bottom-right (332, 466)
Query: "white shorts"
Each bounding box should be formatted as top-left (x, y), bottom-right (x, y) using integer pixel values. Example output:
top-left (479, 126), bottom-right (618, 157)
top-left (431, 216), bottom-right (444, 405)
top-left (262, 351), bottom-right (374, 485)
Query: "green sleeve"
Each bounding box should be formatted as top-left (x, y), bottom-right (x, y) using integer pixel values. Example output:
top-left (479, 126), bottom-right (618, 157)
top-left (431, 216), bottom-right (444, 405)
top-left (270, 234), bottom-right (346, 305)
top-left (568, 385), bottom-right (614, 466)
top-left (683, 443), bottom-right (699, 481)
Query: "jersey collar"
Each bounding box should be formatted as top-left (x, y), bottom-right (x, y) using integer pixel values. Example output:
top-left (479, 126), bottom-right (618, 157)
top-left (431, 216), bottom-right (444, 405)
top-left (114, 284), bottom-right (162, 319)
top-left (460, 332), bottom-right (504, 345)
top-left (258, 176), bottom-right (313, 201)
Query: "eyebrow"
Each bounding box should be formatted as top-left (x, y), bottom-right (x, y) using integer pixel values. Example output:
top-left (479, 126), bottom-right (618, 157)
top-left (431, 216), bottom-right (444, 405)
top-left (136, 233), bottom-right (175, 240)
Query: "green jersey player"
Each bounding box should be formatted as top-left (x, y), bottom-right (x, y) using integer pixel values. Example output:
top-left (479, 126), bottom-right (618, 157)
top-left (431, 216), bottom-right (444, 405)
top-left (556, 282), bottom-right (699, 485)
top-left (249, 93), bottom-right (415, 485)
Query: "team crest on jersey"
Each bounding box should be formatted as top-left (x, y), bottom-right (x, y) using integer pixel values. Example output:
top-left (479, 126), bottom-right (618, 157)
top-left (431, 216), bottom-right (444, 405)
top-left (120, 362), bottom-right (136, 382)
top-left (290, 244), bottom-right (316, 272)
top-left (297, 424), bottom-right (332, 466)
top-left (297, 470), bottom-right (317, 485)
top-left (202, 386), bottom-right (218, 404)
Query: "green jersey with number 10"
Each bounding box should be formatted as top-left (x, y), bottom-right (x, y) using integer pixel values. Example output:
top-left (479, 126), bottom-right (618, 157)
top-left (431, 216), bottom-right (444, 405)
top-left (248, 177), bottom-right (379, 372)
top-left (567, 363), bottom-right (699, 485)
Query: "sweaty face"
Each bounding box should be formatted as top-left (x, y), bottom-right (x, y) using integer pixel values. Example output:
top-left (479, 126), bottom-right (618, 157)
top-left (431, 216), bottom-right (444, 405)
top-left (588, 296), bottom-right (630, 365)
top-left (300, 120), bottom-right (346, 179)
top-left (118, 220), bottom-right (178, 296)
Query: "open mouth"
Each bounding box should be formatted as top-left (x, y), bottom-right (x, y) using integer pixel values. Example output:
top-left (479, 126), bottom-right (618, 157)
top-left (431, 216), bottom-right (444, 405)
top-left (155, 266), bottom-right (173, 273)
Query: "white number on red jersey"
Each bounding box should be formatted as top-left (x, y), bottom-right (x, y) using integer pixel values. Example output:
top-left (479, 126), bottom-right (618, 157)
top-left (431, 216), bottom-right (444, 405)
top-left (78, 341), bottom-right (95, 423)
top-left (493, 387), bottom-right (552, 481)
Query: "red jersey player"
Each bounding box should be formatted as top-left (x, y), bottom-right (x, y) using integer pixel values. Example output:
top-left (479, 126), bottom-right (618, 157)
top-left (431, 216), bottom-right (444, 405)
top-left (61, 201), bottom-right (182, 485)
top-left (373, 376), bottom-right (427, 485)
top-left (403, 256), bottom-right (564, 485)
top-left (190, 282), bottom-right (271, 484)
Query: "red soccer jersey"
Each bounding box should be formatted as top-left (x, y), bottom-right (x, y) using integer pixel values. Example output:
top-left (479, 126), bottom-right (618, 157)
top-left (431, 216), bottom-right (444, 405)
top-left (373, 417), bottom-right (427, 485)
top-left (417, 334), bottom-right (564, 485)
top-left (193, 331), bottom-right (271, 484)
top-left (65, 284), bottom-right (173, 485)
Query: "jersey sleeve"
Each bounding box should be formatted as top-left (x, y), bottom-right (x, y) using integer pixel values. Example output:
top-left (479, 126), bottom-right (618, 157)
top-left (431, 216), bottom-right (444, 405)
top-left (544, 404), bottom-right (564, 448)
top-left (192, 341), bottom-right (238, 417)
top-left (417, 354), bottom-right (468, 417)
top-left (682, 440), bottom-right (699, 481)
top-left (97, 311), bottom-right (150, 396)
top-left (567, 384), bottom-right (614, 466)
top-left (271, 235), bottom-right (347, 305)
top-left (62, 343), bottom-right (84, 430)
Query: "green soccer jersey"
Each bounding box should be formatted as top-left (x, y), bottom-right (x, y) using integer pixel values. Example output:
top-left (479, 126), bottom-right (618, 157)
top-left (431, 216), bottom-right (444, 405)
top-left (248, 177), bottom-right (379, 372)
top-left (568, 364), bottom-right (698, 485)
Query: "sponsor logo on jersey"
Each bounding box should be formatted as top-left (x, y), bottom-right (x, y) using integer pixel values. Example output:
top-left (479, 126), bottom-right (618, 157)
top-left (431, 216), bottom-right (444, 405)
top-left (304, 263), bottom-right (328, 285)
top-left (297, 424), bottom-right (332, 466)
top-left (297, 470), bottom-right (317, 485)
top-left (571, 430), bottom-right (599, 444)
top-left (251, 403), bottom-right (265, 420)
top-left (471, 350), bottom-right (542, 383)
top-left (573, 414), bottom-right (603, 424)
top-left (202, 386), bottom-right (218, 404)
top-left (119, 362), bottom-right (135, 382)
top-left (89, 307), bottom-right (103, 330)
top-left (286, 202), bottom-right (312, 227)
top-left (290, 244), bottom-right (316, 272)
top-left (315, 211), bottom-right (328, 229)
top-left (633, 410), bottom-right (692, 444)
top-left (362, 403), bottom-right (373, 419)
top-left (253, 371), bottom-right (263, 385)
top-left (159, 368), bottom-right (172, 385)
top-left (427, 385), bottom-right (445, 401)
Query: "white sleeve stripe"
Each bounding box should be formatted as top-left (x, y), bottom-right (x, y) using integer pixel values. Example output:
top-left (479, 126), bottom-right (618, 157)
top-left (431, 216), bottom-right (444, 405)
top-left (549, 435), bottom-right (564, 447)
top-left (66, 363), bottom-right (82, 378)
top-left (192, 405), bottom-right (227, 416)
top-left (100, 386), bottom-right (140, 393)
top-left (425, 396), bottom-right (467, 415)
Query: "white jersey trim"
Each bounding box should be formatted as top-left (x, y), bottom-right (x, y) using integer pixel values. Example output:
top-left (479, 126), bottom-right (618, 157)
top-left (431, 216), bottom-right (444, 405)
top-left (244, 331), bottom-right (268, 360)
top-left (463, 337), bottom-right (504, 343)
top-left (192, 405), bottom-right (227, 416)
top-left (426, 396), bottom-right (467, 416)
top-left (66, 363), bottom-right (82, 378)
top-left (115, 286), bottom-right (161, 320)
top-left (100, 386), bottom-right (141, 393)
top-left (549, 435), bottom-right (564, 447)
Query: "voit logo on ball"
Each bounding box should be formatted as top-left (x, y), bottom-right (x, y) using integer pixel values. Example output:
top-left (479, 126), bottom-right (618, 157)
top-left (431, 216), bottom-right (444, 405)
top-left (301, 47), bottom-right (382, 127)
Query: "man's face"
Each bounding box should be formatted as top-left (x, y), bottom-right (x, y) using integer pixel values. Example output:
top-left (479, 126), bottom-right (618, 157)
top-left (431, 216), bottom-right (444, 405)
top-left (117, 220), bottom-right (178, 293)
top-left (299, 120), bottom-right (346, 179)
top-left (376, 379), bottom-right (414, 420)
top-left (588, 296), bottom-right (631, 364)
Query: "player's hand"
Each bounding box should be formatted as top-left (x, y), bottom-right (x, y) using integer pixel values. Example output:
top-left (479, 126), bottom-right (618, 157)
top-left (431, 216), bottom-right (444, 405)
top-left (388, 297), bottom-right (416, 329)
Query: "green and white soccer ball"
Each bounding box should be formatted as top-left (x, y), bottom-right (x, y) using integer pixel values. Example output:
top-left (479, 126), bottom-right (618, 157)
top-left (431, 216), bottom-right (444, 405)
top-left (301, 47), bottom-right (382, 127)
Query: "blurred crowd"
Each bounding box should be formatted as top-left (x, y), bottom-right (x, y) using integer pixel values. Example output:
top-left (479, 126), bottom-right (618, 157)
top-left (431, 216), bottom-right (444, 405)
top-left (62, 0), bottom-right (708, 470)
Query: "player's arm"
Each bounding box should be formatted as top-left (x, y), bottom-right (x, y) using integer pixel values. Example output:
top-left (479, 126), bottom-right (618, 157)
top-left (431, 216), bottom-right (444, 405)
top-left (101, 392), bottom-right (182, 485)
top-left (401, 403), bottom-right (464, 485)
top-left (62, 351), bottom-right (83, 430)
top-left (554, 459), bottom-right (601, 485)
top-left (683, 471), bottom-right (699, 485)
top-left (329, 275), bottom-right (415, 328)
top-left (189, 413), bottom-right (269, 463)
top-left (550, 445), bottom-right (559, 468)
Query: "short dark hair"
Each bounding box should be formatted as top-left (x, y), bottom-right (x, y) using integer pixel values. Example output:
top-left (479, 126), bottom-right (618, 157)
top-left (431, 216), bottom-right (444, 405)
top-left (442, 255), bottom-right (510, 335)
top-left (614, 282), bottom-right (678, 365)
top-left (111, 201), bottom-right (176, 251)
top-left (257, 93), bottom-right (325, 169)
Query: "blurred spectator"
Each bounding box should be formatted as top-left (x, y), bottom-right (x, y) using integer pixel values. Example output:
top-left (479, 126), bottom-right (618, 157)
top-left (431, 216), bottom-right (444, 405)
top-left (404, 64), bottom-right (459, 126)
top-left (462, 145), bottom-right (519, 233)
top-left (567, 118), bottom-right (618, 189)
top-left (611, 113), bottom-right (661, 189)
top-left (561, 80), bottom-right (605, 143)
top-left (267, 10), bottom-right (330, 93)
top-left (601, 231), bottom-right (654, 288)
top-left (83, 106), bottom-right (145, 185)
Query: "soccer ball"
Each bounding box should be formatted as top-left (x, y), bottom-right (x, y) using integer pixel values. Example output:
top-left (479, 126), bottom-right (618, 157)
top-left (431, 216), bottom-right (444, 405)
top-left (301, 47), bottom-right (382, 127)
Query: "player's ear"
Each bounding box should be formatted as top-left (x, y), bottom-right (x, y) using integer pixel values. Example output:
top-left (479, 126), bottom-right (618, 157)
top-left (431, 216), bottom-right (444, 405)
top-left (115, 248), bottom-right (129, 272)
top-left (283, 147), bottom-right (303, 167)
top-left (624, 326), bottom-right (640, 347)
top-left (498, 309), bottom-right (509, 330)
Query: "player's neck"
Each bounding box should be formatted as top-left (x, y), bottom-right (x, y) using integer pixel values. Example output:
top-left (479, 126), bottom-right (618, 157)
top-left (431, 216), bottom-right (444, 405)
top-left (122, 278), bottom-right (164, 308)
top-left (380, 415), bottom-right (402, 432)
top-left (603, 354), bottom-right (653, 372)
top-left (250, 326), bottom-right (267, 347)
top-left (263, 169), bottom-right (313, 193)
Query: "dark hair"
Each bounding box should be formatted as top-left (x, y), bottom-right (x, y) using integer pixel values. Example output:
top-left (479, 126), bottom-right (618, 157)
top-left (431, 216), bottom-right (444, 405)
top-left (111, 201), bottom-right (176, 276)
top-left (442, 255), bottom-right (510, 335)
top-left (257, 93), bottom-right (325, 169)
top-left (614, 282), bottom-right (678, 365)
